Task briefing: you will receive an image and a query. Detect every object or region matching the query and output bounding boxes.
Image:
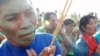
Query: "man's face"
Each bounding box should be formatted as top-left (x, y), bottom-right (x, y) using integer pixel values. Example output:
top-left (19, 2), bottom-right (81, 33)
top-left (48, 14), bottom-right (57, 28)
top-left (0, 0), bottom-right (37, 46)
top-left (65, 23), bottom-right (74, 32)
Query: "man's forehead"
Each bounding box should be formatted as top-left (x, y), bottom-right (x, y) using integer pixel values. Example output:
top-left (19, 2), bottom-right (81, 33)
top-left (0, 0), bottom-right (33, 15)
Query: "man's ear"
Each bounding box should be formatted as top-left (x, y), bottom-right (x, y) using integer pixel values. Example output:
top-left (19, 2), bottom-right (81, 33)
top-left (0, 28), bottom-right (3, 32)
top-left (0, 29), bottom-right (1, 31)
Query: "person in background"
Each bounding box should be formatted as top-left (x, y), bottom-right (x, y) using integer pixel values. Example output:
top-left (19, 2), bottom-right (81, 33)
top-left (60, 18), bottom-right (79, 56)
top-left (36, 12), bottom-right (63, 42)
top-left (36, 12), bottom-right (71, 56)
top-left (96, 20), bottom-right (100, 31)
top-left (64, 19), bottom-right (76, 56)
top-left (74, 15), bottom-right (100, 56)
top-left (36, 18), bottom-right (43, 29)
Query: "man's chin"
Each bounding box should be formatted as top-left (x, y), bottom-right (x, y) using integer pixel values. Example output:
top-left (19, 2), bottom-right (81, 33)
top-left (20, 40), bottom-right (33, 46)
top-left (18, 38), bottom-right (34, 46)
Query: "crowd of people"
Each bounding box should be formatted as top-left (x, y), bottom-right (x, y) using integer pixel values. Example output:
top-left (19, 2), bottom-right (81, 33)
top-left (0, 0), bottom-right (100, 56)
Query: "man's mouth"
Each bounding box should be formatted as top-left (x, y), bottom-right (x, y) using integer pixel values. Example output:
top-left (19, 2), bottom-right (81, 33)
top-left (19, 31), bottom-right (34, 39)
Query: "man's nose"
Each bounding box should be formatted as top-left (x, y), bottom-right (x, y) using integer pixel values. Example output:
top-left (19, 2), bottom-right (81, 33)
top-left (19, 15), bottom-right (32, 29)
top-left (54, 20), bottom-right (58, 23)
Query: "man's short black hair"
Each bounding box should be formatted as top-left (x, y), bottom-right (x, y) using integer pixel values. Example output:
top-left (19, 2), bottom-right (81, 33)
top-left (0, 0), bottom-right (32, 6)
top-left (64, 18), bottom-right (74, 26)
top-left (44, 12), bottom-right (56, 21)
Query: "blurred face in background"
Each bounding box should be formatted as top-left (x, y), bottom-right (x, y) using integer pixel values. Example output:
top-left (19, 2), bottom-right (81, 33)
top-left (83, 18), bottom-right (96, 35)
top-left (64, 23), bottom-right (75, 32)
top-left (48, 14), bottom-right (58, 28)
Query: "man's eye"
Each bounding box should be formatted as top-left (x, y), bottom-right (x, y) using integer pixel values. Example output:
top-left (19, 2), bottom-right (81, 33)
top-left (7, 16), bottom-right (17, 21)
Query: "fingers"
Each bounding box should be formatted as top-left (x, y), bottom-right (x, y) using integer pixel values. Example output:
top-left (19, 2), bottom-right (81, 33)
top-left (26, 46), bottom-right (56, 56)
top-left (39, 46), bottom-right (56, 56)
top-left (49, 46), bottom-right (56, 54)
top-left (49, 46), bottom-right (55, 56)
top-left (30, 49), bottom-right (37, 56)
top-left (26, 49), bottom-right (37, 56)
top-left (26, 49), bottom-right (32, 56)
top-left (39, 47), bottom-right (48, 56)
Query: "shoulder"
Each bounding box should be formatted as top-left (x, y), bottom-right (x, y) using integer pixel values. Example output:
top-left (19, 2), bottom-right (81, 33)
top-left (34, 33), bottom-right (53, 43)
top-left (34, 33), bottom-right (60, 46)
top-left (33, 33), bottom-right (62, 55)
top-left (94, 31), bottom-right (100, 44)
top-left (35, 33), bottom-right (53, 38)
top-left (0, 39), bottom-right (7, 48)
top-left (75, 38), bottom-right (86, 48)
top-left (37, 26), bottom-right (45, 30)
top-left (74, 36), bottom-right (89, 53)
top-left (36, 26), bottom-right (45, 33)
top-left (94, 31), bottom-right (100, 38)
top-left (75, 35), bottom-right (86, 47)
top-left (0, 39), bottom-right (7, 54)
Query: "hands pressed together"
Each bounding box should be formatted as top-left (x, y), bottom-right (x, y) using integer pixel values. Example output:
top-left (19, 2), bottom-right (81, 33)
top-left (26, 46), bottom-right (56, 56)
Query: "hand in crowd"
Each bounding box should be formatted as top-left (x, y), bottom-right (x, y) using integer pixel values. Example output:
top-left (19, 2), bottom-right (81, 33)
top-left (59, 24), bottom-right (65, 35)
top-left (96, 45), bottom-right (100, 55)
top-left (39, 46), bottom-right (55, 56)
top-left (26, 46), bottom-right (56, 56)
top-left (72, 30), bottom-right (78, 37)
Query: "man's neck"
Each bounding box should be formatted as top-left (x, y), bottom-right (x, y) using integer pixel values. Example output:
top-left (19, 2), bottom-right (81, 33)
top-left (7, 38), bottom-right (30, 47)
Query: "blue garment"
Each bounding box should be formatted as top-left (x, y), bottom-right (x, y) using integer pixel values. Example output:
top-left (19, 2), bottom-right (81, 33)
top-left (74, 36), bottom-right (99, 56)
top-left (96, 24), bottom-right (100, 31)
top-left (94, 31), bottom-right (100, 44)
top-left (0, 33), bottom-right (62, 56)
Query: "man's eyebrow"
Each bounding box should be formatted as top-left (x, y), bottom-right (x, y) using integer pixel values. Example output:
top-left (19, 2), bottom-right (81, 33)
top-left (4, 7), bottom-right (34, 17)
top-left (3, 9), bottom-right (19, 16)
top-left (25, 7), bottom-right (34, 12)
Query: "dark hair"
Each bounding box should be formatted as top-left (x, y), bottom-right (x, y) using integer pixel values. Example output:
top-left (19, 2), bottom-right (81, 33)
top-left (79, 15), bottom-right (95, 32)
top-left (0, 0), bottom-right (32, 13)
top-left (0, 0), bottom-right (32, 6)
top-left (64, 18), bottom-right (74, 26)
top-left (44, 12), bottom-right (56, 21)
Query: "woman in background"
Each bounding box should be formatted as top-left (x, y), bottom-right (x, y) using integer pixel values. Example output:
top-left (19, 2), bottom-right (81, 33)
top-left (74, 15), bottom-right (100, 56)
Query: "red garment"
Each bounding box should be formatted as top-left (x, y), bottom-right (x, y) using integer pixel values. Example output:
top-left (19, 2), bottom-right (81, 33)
top-left (83, 34), bottom-right (98, 56)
